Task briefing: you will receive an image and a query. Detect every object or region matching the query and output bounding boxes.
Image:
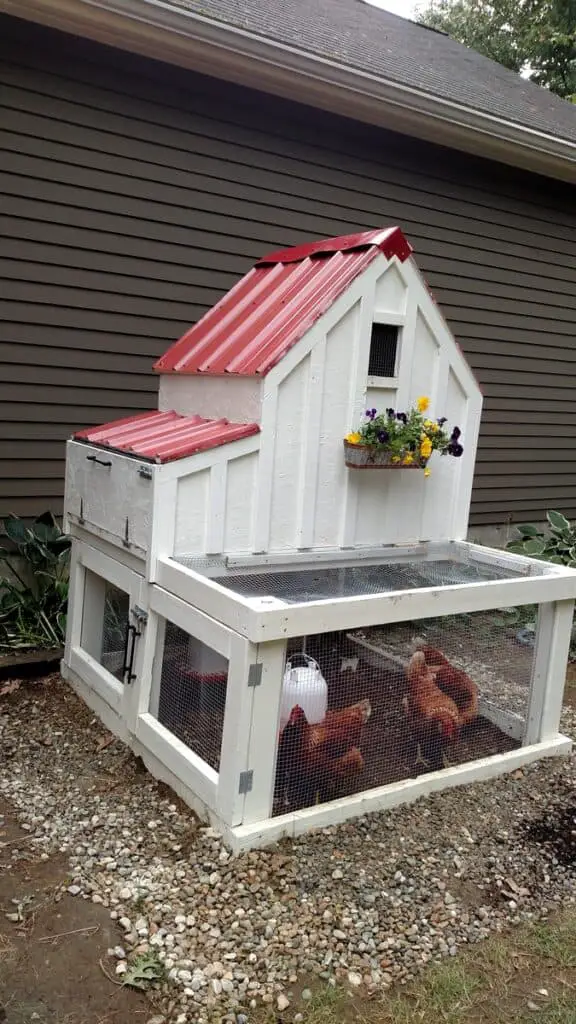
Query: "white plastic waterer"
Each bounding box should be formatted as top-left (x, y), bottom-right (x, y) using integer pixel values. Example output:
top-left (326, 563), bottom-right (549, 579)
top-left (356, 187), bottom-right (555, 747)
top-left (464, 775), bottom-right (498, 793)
top-left (280, 652), bottom-right (328, 732)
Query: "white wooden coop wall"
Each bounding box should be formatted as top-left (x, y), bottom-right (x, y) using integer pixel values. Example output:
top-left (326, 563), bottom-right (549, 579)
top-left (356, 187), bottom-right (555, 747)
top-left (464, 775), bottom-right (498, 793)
top-left (169, 254), bottom-right (482, 560)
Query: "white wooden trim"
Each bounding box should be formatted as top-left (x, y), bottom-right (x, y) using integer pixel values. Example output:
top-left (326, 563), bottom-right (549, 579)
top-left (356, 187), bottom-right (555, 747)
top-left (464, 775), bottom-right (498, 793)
top-left (245, 572), bottom-right (576, 642)
top-left (76, 540), bottom-right (141, 592)
top-left (216, 636), bottom-right (258, 826)
top-left (526, 599), bottom-right (574, 744)
top-left (367, 375), bottom-right (398, 388)
top-left (67, 513), bottom-right (147, 560)
top-left (64, 544), bottom-right (84, 663)
top-left (136, 713), bottom-right (218, 809)
top-left (149, 474), bottom-right (178, 581)
top-left (148, 584), bottom-right (237, 660)
top-left (225, 735), bottom-right (571, 852)
top-left (252, 386), bottom-right (278, 552)
top-left (226, 543), bottom-right (430, 569)
top-left (61, 659), bottom-right (130, 744)
top-left (242, 640), bottom-right (287, 826)
top-left (69, 523), bottom-right (145, 574)
top-left (340, 285), bottom-right (377, 547)
top-left (295, 338), bottom-right (326, 548)
top-left (156, 556), bottom-right (257, 636)
top-left (371, 310), bottom-right (406, 326)
top-left (69, 646), bottom-right (124, 711)
top-left (452, 392), bottom-right (483, 541)
top-left (206, 461), bottom-right (228, 555)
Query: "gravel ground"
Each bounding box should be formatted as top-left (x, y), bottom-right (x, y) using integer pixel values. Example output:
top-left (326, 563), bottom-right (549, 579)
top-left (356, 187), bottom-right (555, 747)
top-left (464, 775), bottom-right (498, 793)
top-left (2, 673), bottom-right (576, 1023)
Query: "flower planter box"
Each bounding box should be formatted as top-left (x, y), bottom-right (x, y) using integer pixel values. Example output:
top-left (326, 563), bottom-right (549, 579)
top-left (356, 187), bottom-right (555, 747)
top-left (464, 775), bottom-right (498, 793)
top-left (343, 440), bottom-right (427, 470)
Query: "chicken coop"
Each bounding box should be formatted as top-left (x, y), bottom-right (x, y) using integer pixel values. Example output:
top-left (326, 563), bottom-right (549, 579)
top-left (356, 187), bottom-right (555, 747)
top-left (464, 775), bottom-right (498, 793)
top-left (62, 227), bottom-right (576, 851)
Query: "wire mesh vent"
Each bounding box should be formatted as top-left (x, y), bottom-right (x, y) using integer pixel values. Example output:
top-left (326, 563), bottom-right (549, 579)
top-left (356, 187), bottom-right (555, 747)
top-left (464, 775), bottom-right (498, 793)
top-left (274, 606), bottom-right (536, 815)
top-left (368, 323), bottom-right (398, 377)
top-left (209, 558), bottom-right (530, 604)
top-left (153, 621), bottom-right (228, 772)
top-left (100, 584), bottom-right (130, 681)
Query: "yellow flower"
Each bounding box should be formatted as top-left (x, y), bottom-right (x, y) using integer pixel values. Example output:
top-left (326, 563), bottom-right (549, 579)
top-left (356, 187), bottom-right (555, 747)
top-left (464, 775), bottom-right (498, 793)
top-left (416, 396), bottom-right (430, 413)
top-left (392, 455), bottom-right (400, 463)
top-left (403, 453), bottom-right (414, 465)
top-left (345, 432), bottom-right (361, 445)
top-left (420, 438), bottom-right (433, 459)
top-left (424, 468), bottom-right (431, 478)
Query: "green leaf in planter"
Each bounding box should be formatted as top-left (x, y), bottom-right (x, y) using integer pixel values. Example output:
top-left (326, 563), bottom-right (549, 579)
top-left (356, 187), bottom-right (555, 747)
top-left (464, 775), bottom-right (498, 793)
top-left (522, 538), bottom-right (547, 556)
top-left (547, 554), bottom-right (566, 565)
top-left (2, 515), bottom-right (29, 546)
top-left (516, 524), bottom-right (542, 538)
top-left (547, 510), bottom-right (572, 534)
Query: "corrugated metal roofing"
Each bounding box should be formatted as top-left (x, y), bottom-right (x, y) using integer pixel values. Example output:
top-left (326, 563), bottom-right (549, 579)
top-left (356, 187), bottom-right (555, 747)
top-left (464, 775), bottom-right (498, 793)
top-left (154, 226), bottom-right (412, 377)
top-left (74, 411), bottom-right (259, 463)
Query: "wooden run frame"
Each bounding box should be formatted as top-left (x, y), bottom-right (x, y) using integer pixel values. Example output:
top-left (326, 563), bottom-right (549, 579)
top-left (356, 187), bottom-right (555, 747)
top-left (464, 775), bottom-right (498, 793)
top-left (63, 537), bottom-right (576, 852)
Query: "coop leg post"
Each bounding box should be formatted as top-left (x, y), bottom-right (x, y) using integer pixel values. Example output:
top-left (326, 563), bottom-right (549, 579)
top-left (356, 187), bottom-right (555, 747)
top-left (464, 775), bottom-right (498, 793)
top-left (526, 599), bottom-right (574, 745)
top-left (216, 637), bottom-right (259, 827)
top-left (64, 543), bottom-right (83, 666)
top-left (242, 640), bottom-right (286, 827)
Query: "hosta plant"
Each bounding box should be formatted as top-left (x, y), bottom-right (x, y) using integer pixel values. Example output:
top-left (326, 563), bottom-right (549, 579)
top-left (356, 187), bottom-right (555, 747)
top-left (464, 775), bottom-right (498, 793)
top-left (506, 510), bottom-right (576, 567)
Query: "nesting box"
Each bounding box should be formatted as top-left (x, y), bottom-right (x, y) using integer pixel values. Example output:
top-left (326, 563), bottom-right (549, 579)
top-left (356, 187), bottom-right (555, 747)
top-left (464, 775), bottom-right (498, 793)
top-left (62, 227), bottom-right (576, 851)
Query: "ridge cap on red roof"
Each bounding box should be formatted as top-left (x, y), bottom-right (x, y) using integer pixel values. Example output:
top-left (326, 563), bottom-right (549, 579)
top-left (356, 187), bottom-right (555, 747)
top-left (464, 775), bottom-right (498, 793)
top-left (257, 226), bottom-right (412, 265)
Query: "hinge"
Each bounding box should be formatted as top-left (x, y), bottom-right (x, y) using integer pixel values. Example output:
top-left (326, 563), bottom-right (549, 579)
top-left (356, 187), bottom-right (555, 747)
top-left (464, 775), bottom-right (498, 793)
top-left (131, 605), bottom-right (148, 626)
top-left (238, 770), bottom-right (253, 795)
top-left (138, 465), bottom-right (153, 480)
top-left (247, 663), bottom-right (262, 687)
top-left (123, 517), bottom-right (130, 548)
top-left (78, 497), bottom-right (85, 525)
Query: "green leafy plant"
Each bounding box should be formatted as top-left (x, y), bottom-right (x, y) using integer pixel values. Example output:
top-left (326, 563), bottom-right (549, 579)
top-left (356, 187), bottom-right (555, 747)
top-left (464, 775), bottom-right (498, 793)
top-left (122, 951), bottom-right (166, 990)
top-left (506, 510), bottom-right (576, 567)
top-left (0, 512), bottom-right (71, 651)
top-left (344, 396), bottom-right (464, 471)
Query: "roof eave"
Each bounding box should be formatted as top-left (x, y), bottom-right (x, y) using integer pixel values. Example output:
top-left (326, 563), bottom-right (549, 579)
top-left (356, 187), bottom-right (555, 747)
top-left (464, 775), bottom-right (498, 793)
top-left (4, 0), bottom-right (576, 184)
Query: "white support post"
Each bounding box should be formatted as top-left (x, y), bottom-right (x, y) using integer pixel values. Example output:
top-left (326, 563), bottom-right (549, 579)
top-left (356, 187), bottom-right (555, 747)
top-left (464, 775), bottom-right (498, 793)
top-left (216, 635), bottom-right (259, 827)
top-left (64, 542), bottom-right (84, 665)
top-left (526, 599), bottom-right (574, 744)
top-left (242, 640), bottom-right (287, 827)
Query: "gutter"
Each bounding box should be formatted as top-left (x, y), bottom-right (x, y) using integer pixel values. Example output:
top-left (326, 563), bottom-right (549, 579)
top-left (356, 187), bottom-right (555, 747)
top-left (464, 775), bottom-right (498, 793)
top-left (2, 0), bottom-right (576, 184)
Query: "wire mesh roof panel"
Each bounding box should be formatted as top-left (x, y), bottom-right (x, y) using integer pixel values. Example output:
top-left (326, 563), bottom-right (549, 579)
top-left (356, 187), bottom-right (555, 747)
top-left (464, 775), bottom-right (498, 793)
top-left (199, 558), bottom-right (531, 604)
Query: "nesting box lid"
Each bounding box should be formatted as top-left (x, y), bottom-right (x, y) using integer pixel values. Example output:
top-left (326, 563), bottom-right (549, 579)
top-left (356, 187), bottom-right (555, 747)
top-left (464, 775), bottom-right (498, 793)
top-left (74, 410), bottom-right (259, 463)
top-left (154, 227), bottom-right (412, 377)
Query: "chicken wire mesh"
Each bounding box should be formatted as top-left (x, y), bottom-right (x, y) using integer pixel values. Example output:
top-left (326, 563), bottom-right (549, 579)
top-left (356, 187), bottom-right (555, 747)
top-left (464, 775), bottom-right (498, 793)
top-left (100, 583), bottom-right (130, 681)
top-left (273, 606), bottom-right (537, 815)
top-left (200, 557), bottom-right (535, 604)
top-left (151, 621), bottom-right (229, 772)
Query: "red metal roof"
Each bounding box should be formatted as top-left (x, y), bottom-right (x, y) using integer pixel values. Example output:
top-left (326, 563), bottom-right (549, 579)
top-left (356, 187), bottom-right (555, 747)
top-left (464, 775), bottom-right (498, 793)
top-left (154, 226), bottom-right (412, 377)
top-left (74, 411), bottom-right (259, 464)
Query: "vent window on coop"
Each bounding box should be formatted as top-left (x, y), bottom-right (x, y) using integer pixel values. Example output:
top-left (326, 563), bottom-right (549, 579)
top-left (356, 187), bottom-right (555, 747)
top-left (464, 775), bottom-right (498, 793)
top-left (368, 322), bottom-right (399, 380)
top-left (150, 622), bottom-right (229, 773)
top-left (80, 571), bottom-right (130, 683)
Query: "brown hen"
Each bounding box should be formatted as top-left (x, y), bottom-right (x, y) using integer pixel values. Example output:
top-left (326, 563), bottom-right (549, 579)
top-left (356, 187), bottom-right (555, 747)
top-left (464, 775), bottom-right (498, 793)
top-left (403, 651), bottom-right (460, 771)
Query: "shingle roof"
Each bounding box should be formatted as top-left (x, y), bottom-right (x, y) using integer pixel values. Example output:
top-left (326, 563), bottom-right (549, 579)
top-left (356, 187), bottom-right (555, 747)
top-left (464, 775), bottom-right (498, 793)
top-left (155, 227), bottom-right (411, 377)
top-left (165, 0), bottom-right (576, 145)
top-left (75, 411), bottom-right (260, 462)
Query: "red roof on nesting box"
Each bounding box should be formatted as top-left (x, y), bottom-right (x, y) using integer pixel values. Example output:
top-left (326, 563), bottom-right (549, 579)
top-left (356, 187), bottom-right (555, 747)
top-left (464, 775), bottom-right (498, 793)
top-left (154, 227), bottom-right (412, 377)
top-left (75, 411), bottom-right (259, 463)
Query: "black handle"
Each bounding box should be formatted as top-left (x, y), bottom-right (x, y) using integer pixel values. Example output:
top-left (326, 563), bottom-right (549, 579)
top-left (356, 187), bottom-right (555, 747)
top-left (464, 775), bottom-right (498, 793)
top-left (86, 455), bottom-right (112, 468)
top-left (123, 623), bottom-right (141, 684)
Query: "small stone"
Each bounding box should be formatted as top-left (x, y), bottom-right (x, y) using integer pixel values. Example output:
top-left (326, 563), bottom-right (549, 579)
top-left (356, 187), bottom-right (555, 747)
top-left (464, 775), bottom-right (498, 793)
top-left (527, 1001), bottom-right (540, 1011)
top-left (277, 994), bottom-right (290, 1012)
top-left (92, 894), bottom-right (104, 904)
top-left (538, 989), bottom-right (549, 997)
top-left (301, 989), bottom-right (312, 1001)
top-left (115, 961), bottom-right (127, 975)
top-left (67, 885), bottom-right (81, 896)
top-left (332, 869), bottom-right (344, 880)
top-left (119, 917), bottom-right (131, 931)
top-left (348, 972), bottom-right (362, 987)
top-left (113, 946), bottom-right (126, 959)
top-left (212, 979), bottom-right (223, 995)
top-left (119, 887), bottom-right (132, 901)
top-left (146, 1017), bottom-right (166, 1024)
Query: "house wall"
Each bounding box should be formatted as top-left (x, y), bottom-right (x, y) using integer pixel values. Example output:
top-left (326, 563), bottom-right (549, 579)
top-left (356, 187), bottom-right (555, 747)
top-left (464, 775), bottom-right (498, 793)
top-left (1, 14), bottom-right (575, 528)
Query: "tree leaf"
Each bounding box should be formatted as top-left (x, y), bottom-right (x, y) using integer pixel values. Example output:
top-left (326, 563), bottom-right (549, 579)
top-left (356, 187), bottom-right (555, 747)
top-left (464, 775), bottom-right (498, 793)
top-left (522, 538), bottom-right (546, 556)
top-left (547, 510), bottom-right (572, 534)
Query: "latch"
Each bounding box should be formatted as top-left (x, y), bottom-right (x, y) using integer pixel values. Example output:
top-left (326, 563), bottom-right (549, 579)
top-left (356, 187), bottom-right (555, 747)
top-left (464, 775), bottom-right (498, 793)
top-left (131, 605), bottom-right (148, 626)
top-left (247, 663), bottom-right (262, 687)
top-left (238, 770), bottom-right (253, 794)
top-left (138, 465), bottom-right (153, 480)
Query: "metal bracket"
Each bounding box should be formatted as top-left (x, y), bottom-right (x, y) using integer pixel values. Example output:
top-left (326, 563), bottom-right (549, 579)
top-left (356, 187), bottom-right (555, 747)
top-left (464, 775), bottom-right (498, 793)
top-left (78, 498), bottom-right (85, 526)
top-left (238, 770), bottom-right (253, 795)
top-left (123, 517), bottom-right (130, 548)
top-left (138, 465), bottom-right (153, 480)
top-left (131, 605), bottom-right (148, 626)
top-left (247, 663), bottom-right (263, 687)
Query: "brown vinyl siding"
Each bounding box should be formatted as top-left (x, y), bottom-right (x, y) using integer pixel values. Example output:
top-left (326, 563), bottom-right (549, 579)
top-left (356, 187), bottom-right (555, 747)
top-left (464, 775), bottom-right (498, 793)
top-left (0, 15), bottom-right (575, 526)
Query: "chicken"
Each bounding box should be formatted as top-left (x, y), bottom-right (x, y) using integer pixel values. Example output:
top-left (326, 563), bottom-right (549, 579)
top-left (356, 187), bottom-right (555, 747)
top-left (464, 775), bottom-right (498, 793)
top-left (403, 651), bottom-right (460, 771)
top-left (275, 699), bottom-right (371, 809)
top-left (418, 645), bottom-right (479, 729)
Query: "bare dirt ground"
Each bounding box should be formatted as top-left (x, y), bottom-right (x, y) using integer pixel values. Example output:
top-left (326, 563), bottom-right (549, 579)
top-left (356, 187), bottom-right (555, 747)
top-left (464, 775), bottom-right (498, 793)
top-left (0, 796), bottom-right (150, 1024)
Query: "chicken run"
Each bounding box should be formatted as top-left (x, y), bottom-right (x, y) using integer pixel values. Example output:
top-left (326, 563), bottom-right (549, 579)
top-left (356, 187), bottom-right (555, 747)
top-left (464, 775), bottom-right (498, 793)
top-left (62, 227), bottom-right (576, 850)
